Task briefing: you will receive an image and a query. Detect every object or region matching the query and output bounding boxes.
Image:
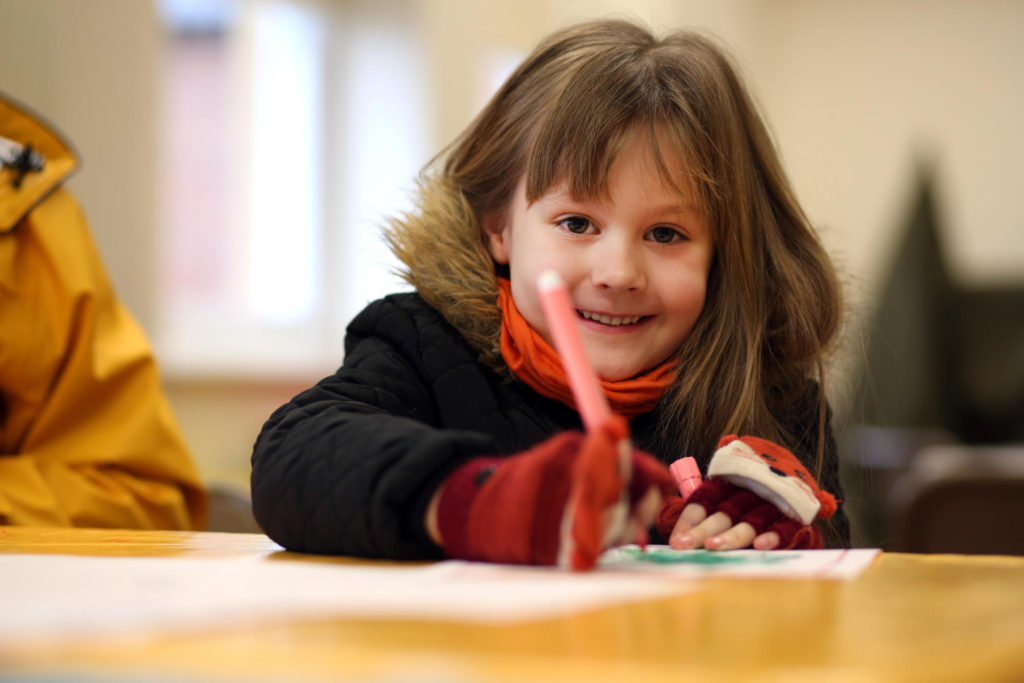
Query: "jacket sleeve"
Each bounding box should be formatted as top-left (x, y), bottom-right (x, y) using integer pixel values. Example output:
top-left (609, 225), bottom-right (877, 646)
top-left (0, 189), bottom-right (207, 530)
top-left (250, 297), bottom-right (499, 559)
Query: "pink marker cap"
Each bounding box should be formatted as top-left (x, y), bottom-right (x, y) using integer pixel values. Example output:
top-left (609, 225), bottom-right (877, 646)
top-left (669, 456), bottom-right (702, 500)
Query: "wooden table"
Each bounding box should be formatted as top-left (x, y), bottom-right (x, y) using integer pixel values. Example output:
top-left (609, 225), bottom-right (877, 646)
top-left (2, 526), bottom-right (1022, 682)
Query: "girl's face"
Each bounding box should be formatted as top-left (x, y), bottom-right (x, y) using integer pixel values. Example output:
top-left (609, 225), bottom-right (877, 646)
top-left (486, 135), bottom-right (713, 381)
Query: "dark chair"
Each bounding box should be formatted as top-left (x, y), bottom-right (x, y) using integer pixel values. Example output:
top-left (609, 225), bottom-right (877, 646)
top-left (204, 481), bottom-right (262, 533)
top-left (887, 445), bottom-right (1024, 555)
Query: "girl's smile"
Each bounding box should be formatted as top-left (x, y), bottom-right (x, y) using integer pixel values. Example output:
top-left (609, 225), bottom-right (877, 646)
top-left (577, 310), bottom-right (649, 328)
top-left (485, 130), bottom-right (714, 381)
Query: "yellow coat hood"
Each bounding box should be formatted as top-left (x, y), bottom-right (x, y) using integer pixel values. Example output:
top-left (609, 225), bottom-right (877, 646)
top-left (0, 93), bottom-right (207, 529)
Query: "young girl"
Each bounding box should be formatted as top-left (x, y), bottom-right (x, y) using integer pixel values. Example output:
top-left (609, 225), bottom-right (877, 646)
top-left (250, 19), bottom-right (849, 567)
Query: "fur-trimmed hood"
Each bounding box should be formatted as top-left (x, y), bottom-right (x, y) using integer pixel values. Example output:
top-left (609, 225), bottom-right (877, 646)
top-left (383, 177), bottom-right (507, 376)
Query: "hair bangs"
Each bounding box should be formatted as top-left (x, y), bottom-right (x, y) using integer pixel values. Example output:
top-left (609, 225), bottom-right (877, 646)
top-left (521, 69), bottom-right (715, 227)
top-left (646, 117), bottom-right (717, 228)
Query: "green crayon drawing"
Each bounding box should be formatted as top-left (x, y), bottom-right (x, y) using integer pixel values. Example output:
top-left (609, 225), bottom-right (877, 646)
top-left (618, 547), bottom-right (794, 566)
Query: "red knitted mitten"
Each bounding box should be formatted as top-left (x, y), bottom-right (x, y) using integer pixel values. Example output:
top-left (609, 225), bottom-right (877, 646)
top-left (436, 415), bottom-right (676, 570)
top-left (656, 435), bottom-right (839, 550)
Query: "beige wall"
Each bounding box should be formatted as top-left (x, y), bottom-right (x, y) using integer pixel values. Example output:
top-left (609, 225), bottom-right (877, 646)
top-left (416, 0), bottom-right (1024, 288)
top-left (0, 0), bottom-right (161, 329)
top-left (2, 0), bottom-right (1022, 484)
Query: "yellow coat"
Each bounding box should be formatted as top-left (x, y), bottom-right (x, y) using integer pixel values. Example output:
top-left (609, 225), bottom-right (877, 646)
top-left (0, 94), bottom-right (207, 529)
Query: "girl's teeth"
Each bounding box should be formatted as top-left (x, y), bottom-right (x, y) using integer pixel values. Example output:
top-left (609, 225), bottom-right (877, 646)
top-left (579, 311), bottom-right (641, 326)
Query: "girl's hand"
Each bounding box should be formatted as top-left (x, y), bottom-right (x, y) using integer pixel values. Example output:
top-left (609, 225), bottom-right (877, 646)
top-left (668, 498), bottom-right (782, 551)
top-left (659, 478), bottom-right (824, 551)
top-left (429, 415), bottom-right (677, 570)
top-left (656, 435), bottom-right (839, 551)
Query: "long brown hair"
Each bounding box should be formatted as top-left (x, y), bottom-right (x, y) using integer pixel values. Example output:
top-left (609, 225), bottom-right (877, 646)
top-left (429, 20), bottom-right (841, 477)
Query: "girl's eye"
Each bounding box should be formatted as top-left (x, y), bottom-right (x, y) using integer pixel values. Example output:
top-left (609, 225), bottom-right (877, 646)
top-left (648, 226), bottom-right (685, 244)
top-left (558, 216), bottom-right (592, 234)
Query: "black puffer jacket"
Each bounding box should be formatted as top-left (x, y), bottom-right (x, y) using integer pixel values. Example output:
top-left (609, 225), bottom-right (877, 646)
top-left (253, 292), bottom-right (584, 558)
top-left (250, 178), bottom-right (849, 558)
top-left (251, 291), bottom-right (849, 557)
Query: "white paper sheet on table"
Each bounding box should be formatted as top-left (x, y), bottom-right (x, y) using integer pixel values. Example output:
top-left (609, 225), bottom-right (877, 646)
top-left (0, 552), bottom-right (686, 644)
top-left (0, 546), bottom-right (877, 645)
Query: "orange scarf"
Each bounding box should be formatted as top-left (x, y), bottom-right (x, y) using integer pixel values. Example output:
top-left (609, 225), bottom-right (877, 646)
top-left (496, 278), bottom-right (675, 418)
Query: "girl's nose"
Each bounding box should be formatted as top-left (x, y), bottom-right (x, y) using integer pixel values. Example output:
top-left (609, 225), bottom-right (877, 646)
top-left (590, 240), bottom-right (646, 292)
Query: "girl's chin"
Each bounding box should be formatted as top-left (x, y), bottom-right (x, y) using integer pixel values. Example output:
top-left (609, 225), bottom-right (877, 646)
top-left (594, 365), bottom-right (643, 382)
top-left (593, 351), bottom-right (674, 382)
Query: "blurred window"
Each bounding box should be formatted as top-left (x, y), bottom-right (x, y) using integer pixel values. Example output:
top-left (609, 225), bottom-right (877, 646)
top-left (155, 0), bottom-right (425, 377)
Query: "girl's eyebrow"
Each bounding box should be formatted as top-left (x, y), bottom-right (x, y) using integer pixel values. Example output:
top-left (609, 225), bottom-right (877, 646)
top-left (541, 191), bottom-right (699, 221)
top-left (645, 200), bottom-right (699, 219)
top-left (535, 185), bottom-right (574, 204)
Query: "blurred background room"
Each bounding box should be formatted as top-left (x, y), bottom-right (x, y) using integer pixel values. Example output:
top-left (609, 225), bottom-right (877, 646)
top-left (1, 0), bottom-right (1021, 549)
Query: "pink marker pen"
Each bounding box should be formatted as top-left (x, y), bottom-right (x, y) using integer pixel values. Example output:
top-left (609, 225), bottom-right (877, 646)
top-left (536, 270), bottom-right (611, 432)
top-left (538, 269), bottom-right (689, 549)
top-left (539, 270), bottom-right (641, 554)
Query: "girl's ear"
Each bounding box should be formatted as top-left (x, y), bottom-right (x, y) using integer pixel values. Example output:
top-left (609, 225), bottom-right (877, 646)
top-left (482, 212), bottom-right (511, 264)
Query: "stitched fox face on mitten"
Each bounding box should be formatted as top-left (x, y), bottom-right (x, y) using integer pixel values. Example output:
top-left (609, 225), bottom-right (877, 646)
top-left (707, 435), bottom-right (837, 525)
